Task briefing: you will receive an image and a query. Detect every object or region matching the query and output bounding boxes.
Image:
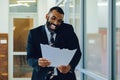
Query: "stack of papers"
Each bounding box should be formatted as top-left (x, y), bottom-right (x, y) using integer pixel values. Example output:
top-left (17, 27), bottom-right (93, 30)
top-left (40, 44), bottom-right (76, 67)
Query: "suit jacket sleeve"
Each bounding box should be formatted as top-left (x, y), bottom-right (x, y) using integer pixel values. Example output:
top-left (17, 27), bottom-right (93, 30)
top-left (69, 33), bottom-right (81, 71)
top-left (26, 29), bottom-right (43, 72)
top-left (66, 25), bottom-right (82, 72)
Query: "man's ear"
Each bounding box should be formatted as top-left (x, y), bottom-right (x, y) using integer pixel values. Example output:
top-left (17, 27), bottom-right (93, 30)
top-left (46, 14), bottom-right (49, 19)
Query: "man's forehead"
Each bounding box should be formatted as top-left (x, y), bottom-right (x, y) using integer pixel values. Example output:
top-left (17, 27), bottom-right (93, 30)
top-left (49, 10), bottom-right (64, 19)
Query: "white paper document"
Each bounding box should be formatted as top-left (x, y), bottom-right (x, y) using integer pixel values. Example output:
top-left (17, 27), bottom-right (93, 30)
top-left (40, 44), bottom-right (76, 67)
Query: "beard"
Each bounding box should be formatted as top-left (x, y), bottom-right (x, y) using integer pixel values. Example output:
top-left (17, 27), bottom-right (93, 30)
top-left (46, 20), bottom-right (60, 32)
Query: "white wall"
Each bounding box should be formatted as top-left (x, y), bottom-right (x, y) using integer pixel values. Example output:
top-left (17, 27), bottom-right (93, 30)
top-left (37, 0), bottom-right (47, 25)
top-left (0, 0), bottom-right (9, 33)
top-left (37, 0), bottom-right (56, 26)
top-left (0, 0), bottom-right (56, 33)
top-left (47, 0), bottom-right (56, 12)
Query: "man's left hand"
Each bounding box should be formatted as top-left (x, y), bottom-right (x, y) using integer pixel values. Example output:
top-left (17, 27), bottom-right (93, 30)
top-left (57, 65), bottom-right (71, 74)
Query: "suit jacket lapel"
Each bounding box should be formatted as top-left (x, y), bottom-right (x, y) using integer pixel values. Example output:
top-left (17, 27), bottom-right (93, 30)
top-left (40, 25), bottom-right (66, 48)
top-left (40, 25), bottom-right (49, 44)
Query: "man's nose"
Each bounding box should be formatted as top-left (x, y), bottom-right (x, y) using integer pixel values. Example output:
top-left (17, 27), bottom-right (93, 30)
top-left (53, 20), bottom-right (59, 25)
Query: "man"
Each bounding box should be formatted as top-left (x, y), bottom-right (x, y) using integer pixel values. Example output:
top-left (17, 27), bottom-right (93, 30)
top-left (26, 6), bottom-right (82, 80)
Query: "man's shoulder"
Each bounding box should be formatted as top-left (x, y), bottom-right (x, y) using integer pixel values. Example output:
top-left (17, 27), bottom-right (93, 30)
top-left (30, 25), bottom-right (44, 33)
top-left (30, 25), bottom-right (44, 32)
top-left (61, 23), bottom-right (74, 31)
top-left (28, 25), bottom-right (45, 36)
top-left (62, 23), bottom-right (72, 27)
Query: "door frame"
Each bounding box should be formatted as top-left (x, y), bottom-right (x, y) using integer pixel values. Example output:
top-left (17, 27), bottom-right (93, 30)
top-left (8, 13), bottom-right (38, 80)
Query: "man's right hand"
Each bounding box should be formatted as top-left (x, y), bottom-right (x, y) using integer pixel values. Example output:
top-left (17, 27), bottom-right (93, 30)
top-left (38, 58), bottom-right (51, 67)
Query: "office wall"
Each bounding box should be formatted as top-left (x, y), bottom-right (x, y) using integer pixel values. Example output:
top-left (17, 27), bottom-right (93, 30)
top-left (37, 0), bottom-right (56, 26)
top-left (0, 0), bottom-right (9, 33)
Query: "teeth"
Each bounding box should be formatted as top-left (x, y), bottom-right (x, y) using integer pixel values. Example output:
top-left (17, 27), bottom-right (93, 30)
top-left (50, 24), bottom-right (56, 29)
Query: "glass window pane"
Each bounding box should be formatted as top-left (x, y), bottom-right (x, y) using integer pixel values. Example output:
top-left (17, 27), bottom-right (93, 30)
top-left (116, 1), bottom-right (120, 80)
top-left (85, 0), bottom-right (108, 78)
top-left (13, 18), bottom-right (33, 52)
top-left (75, 0), bottom-right (80, 13)
top-left (75, 0), bottom-right (80, 39)
top-left (69, 0), bottom-right (74, 25)
top-left (59, 1), bottom-right (64, 10)
top-left (84, 75), bottom-right (96, 80)
top-left (14, 55), bottom-right (32, 78)
top-left (116, 28), bottom-right (120, 80)
top-left (69, 0), bottom-right (81, 39)
top-left (9, 0), bottom-right (37, 12)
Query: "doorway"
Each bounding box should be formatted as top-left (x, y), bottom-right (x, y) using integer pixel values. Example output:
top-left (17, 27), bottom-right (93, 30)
top-left (9, 13), bottom-right (38, 80)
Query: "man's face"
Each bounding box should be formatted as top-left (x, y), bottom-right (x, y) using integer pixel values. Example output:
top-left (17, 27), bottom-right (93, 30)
top-left (46, 10), bottom-right (64, 31)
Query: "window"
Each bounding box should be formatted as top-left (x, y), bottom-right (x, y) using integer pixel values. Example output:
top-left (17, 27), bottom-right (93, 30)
top-left (116, 1), bottom-right (120, 80)
top-left (85, 0), bottom-right (108, 79)
top-left (9, 0), bottom-right (37, 12)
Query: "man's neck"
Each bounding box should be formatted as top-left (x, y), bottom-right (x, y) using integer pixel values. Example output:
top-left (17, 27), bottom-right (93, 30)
top-left (47, 26), bottom-right (55, 33)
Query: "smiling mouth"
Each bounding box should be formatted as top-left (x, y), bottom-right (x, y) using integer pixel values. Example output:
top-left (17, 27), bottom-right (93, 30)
top-left (50, 24), bottom-right (56, 30)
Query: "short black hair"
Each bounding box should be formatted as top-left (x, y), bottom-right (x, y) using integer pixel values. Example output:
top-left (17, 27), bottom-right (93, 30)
top-left (49, 6), bottom-right (64, 15)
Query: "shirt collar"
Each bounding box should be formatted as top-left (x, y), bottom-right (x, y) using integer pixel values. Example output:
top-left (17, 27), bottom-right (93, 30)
top-left (45, 24), bottom-right (56, 45)
top-left (45, 24), bottom-right (50, 36)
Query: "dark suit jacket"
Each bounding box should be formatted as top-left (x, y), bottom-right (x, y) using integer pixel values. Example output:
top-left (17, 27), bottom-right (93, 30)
top-left (26, 23), bottom-right (82, 80)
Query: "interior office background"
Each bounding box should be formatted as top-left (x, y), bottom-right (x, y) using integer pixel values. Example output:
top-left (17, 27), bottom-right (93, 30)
top-left (0, 0), bottom-right (119, 80)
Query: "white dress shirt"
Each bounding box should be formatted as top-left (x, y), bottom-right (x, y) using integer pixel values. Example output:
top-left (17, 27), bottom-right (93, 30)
top-left (45, 25), bottom-right (56, 45)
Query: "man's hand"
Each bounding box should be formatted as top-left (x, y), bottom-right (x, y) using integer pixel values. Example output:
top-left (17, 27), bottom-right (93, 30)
top-left (57, 65), bottom-right (71, 74)
top-left (38, 58), bottom-right (51, 67)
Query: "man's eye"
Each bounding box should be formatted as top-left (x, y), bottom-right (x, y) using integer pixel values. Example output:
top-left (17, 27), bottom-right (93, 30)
top-left (58, 20), bottom-right (62, 23)
top-left (51, 17), bottom-right (56, 20)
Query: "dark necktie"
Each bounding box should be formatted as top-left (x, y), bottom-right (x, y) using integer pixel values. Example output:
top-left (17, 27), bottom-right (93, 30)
top-left (50, 32), bottom-right (55, 45)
